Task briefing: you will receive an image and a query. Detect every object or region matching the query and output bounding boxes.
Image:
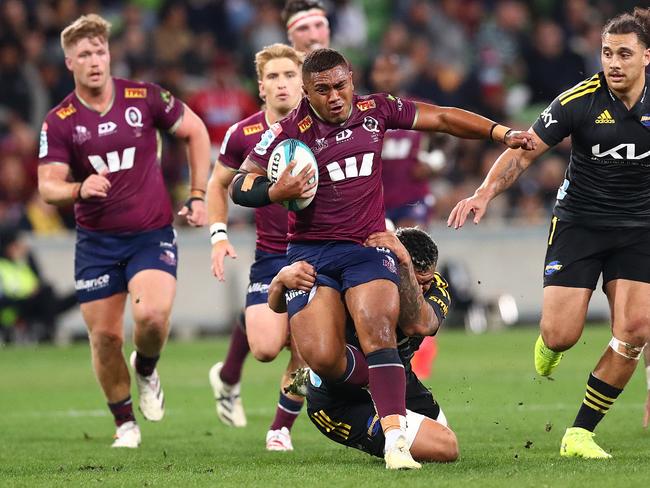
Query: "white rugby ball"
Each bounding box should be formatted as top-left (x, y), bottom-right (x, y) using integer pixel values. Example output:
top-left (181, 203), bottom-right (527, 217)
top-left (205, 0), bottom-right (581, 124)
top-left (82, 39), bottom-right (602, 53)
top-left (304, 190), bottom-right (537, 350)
top-left (267, 138), bottom-right (319, 211)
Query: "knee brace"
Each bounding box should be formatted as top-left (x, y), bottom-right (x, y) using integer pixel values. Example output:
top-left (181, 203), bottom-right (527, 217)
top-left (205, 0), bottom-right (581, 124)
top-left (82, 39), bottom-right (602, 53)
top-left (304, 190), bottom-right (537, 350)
top-left (608, 336), bottom-right (645, 360)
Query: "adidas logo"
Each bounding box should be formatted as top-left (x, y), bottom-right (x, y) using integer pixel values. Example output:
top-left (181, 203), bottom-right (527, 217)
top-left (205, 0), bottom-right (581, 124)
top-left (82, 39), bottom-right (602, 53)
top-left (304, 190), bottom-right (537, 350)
top-left (595, 110), bottom-right (615, 124)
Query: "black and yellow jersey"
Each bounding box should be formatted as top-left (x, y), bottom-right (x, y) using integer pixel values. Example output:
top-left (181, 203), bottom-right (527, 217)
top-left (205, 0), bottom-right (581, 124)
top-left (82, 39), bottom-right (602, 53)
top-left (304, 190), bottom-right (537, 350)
top-left (532, 72), bottom-right (650, 228)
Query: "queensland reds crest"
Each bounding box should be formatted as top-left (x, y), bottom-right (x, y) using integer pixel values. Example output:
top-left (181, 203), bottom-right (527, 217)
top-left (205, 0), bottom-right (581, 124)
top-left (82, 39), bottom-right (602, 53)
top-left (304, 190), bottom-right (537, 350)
top-left (125, 106), bottom-right (144, 137)
top-left (363, 116), bottom-right (379, 133)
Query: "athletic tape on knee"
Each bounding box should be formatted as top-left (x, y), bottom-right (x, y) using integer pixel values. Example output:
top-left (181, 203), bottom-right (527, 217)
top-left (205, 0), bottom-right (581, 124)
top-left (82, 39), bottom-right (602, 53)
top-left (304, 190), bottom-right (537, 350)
top-left (608, 336), bottom-right (645, 360)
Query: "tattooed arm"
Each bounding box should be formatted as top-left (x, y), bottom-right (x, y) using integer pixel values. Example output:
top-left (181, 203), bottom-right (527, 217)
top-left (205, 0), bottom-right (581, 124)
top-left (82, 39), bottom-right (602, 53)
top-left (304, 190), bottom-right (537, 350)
top-left (447, 128), bottom-right (551, 229)
top-left (397, 259), bottom-right (440, 337)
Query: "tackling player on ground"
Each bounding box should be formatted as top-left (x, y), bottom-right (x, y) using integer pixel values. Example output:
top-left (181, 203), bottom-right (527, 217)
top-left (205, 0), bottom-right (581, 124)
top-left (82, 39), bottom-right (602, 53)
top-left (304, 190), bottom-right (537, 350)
top-left (37, 14), bottom-right (210, 447)
top-left (207, 44), bottom-right (308, 451)
top-left (230, 48), bottom-right (534, 469)
top-left (448, 7), bottom-right (650, 459)
top-left (268, 228), bottom-right (459, 464)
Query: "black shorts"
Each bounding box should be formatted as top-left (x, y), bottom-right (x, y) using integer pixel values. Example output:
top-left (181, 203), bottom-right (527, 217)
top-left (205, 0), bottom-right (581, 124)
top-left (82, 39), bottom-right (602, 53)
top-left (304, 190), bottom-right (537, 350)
top-left (306, 373), bottom-right (441, 458)
top-left (543, 216), bottom-right (650, 289)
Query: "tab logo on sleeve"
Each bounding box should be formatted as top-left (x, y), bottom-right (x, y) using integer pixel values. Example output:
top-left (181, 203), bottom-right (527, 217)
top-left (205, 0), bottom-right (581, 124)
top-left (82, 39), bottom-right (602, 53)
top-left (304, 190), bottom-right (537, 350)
top-left (298, 115), bottom-right (313, 133)
top-left (56, 104), bottom-right (76, 120)
top-left (125, 87), bottom-right (147, 98)
top-left (243, 123), bottom-right (264, 136)
top-left (356, 100), bottom-right (376, 111)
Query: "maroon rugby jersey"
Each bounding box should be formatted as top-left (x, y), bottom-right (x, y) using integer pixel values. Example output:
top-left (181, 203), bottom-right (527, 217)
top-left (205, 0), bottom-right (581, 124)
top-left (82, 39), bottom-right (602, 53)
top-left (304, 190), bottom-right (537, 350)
top-left (38, 78), bottom-right (183, 233)
top-left (248, 93), bottom-right (417, 244)
top-left (381, 129), bottom-right (429, 209)
top-left (220, 111), bottom-right (289, 254)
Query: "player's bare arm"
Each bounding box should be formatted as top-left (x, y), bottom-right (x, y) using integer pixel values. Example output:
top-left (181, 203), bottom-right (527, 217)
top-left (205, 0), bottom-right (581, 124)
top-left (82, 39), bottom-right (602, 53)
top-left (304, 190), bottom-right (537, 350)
top-left (230, 156), bottom-right (316, 207)
top-left (267, 261), bottom-right (316, 313)
top-left (173, 104), bottom-right (211, 227)
top-left (413, 102), bottom-right (536, 151)
top-left (207, 162), bottom-right (239, 281)
top-left (447, 129), bottom-right (551, 229)
top-left (39, 162), bottom-right (111, 205)
top-left (364, 231), bottom-right (438, 337)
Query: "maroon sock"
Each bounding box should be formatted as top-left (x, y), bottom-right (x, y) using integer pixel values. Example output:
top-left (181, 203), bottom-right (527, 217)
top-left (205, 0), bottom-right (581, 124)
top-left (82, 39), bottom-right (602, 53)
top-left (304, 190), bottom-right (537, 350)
top-left (108, 396), bottom-right (136, 426)
top-left (366, 348), bottom-right (406, 418)
top-left (270, 392), bottom-right (303, 431)
top-left (220, 321), bottom-right (249, 386)
top-left (335, 344), bottom-right (369, 387)
top-left (134, 352), bottom-right (159, 377)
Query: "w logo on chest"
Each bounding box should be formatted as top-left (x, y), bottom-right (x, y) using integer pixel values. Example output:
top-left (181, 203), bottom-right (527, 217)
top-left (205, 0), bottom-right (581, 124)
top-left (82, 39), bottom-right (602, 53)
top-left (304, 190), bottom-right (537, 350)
top-left (88, 147), bottom-right (136, 173)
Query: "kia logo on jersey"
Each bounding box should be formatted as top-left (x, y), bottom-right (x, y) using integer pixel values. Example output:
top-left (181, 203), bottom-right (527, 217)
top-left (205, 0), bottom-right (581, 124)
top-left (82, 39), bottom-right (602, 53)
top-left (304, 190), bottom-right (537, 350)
top-left (592, 143), bottom-right (650, 160)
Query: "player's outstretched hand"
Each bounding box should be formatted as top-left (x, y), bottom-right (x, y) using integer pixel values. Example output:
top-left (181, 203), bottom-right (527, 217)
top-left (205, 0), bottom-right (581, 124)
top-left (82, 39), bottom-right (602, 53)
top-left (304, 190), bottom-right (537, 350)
top-left (178, 199), bottom-right (207, 227)
top-left (364, 231), bottom-right (410, 264)
top-left (504, 130), bottom-right (536, 151)
top-left (269, 161), bottom-right (317, 202)
top-left (277, 261), bottom-right (316, 292)
top-left (79, 173), bottom-right (111, 199)
top-left (447, 193), bottom-right (490, 229)
top-left (643, 391), bottom-right (650, 428)
top-left (211, 240), bottom-right (237, 282)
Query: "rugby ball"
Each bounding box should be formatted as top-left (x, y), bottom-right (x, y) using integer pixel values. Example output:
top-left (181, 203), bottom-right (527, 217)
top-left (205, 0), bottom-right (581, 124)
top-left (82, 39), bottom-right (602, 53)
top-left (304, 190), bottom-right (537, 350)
top-left (267, 138), bottom-right (319, 211)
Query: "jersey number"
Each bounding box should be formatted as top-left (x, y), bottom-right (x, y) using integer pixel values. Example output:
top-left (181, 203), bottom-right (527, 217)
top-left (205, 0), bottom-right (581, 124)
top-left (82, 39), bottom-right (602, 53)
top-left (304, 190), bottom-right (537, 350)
top-left (88, 147), bottom-right (136, 173)
top-left (325, 153), bottom-right (374, 181)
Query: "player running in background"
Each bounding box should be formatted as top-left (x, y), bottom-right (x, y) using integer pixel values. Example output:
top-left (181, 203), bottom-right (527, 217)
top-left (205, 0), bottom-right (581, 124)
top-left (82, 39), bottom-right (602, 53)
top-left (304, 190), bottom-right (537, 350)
top-left (207, 44), bottom-right (307, 451)
top-left (37, 14), bottom-right (210, 448)
top-left (448, 7), bottom-right (650, 459)
top-left (269, 227), bottom-right (458, 464)
top-left (208, 0), bottom-right (331, 449)
top-left (230, 48), bottom-right (534, 468)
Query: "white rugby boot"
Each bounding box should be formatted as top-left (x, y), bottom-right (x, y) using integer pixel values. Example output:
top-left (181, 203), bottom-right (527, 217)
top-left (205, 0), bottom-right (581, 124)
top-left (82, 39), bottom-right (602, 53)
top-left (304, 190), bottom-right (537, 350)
top-left (129, 351), bottom-right (165, 421)
top-left (384, 434), bottom-right (421, 470)
top-left (266, 426), bottom-right (294, 451)
top-left (111, 421), bottom-right (141, 448)
top-left (209, 362), bottom-right (247, 427)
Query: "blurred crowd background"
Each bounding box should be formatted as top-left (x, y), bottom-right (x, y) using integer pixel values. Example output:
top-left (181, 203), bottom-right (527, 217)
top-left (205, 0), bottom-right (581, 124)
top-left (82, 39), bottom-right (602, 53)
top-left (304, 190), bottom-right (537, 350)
top-left (0, 0), bottom-right (642, 234)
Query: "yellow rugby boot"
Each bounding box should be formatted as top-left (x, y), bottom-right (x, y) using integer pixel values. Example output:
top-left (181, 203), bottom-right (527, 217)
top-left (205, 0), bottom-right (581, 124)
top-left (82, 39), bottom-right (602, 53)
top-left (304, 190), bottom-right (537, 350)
top-left (560, 427), bottom-right (611, 459)
top-left (534, 335), bottom-right (563, 376)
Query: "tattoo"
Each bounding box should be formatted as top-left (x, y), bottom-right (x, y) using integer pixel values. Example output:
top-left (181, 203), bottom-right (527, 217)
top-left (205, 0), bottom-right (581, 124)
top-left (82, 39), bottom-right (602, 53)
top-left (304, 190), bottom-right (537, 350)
top-left (494, 154), bottom-right (525, 194)
top-left (398, 261), bottom-right (428, 332)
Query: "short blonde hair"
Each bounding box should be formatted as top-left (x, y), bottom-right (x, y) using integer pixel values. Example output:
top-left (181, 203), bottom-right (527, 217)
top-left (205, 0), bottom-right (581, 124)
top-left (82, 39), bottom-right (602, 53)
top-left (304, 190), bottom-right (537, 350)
top-left (60, 14), bottom-right (111, 53)
top-left (254, 43), bottom-right (304, 80)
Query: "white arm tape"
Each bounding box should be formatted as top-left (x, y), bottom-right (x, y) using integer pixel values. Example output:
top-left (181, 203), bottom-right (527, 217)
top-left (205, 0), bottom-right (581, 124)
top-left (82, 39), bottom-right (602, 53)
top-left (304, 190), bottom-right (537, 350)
top-left (210, 222), bottom-right (228, 244)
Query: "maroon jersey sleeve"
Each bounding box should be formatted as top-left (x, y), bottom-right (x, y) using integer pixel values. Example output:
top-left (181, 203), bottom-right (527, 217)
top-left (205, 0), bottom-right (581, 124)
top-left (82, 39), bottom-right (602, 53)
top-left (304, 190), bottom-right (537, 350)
top-left (39, 108), bottom-right (74, 165)
top-left (247, 121), bottom-right (290, 171)
top-left (218, 122), bottom-right (248, 170)
top-left (146, 82), bottom-right (184, 131)
top-left (375, 93), bottom-right (418, 131)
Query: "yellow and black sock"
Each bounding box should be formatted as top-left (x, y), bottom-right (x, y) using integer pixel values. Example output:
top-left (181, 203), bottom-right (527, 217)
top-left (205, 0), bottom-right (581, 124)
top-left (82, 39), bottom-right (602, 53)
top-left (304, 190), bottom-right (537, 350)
top-left (572, 373), bottom-right (622, 432)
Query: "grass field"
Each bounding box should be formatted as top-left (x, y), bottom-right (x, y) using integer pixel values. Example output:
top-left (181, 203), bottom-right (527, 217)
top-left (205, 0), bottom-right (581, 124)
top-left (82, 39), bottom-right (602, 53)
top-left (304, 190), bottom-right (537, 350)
top-left (1, 325), bottom-right (648, 487)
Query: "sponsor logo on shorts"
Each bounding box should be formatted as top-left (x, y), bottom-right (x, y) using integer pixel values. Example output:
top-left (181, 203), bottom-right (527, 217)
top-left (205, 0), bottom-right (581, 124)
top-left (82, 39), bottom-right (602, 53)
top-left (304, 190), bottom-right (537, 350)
top-left (243, 123), bottom-right (264, 136)
top-left (125, 87), bottom-right (147, 98)
top-left (159, 250), bottom-right (176, 266)
top-left (356, 99), bottom-right (376, 111)
top-left (56, 104), bottom-right (76, 119)
top-left (76, 274), bottom-right (110, 291)
top-left (297, 115), bottom-right (313, 133)
top-left (382, 255), bottom-right (397, 274)
top-left (375, 246), bottom-right (391, 254)
top-left (544, 261), bottom-right (563, 276)
top-left (248, 282), bottom-right (269, 294)
top-left (159, 241), bottom-right (174, 249)
top-left (286, 289), bottom-right (307, 302)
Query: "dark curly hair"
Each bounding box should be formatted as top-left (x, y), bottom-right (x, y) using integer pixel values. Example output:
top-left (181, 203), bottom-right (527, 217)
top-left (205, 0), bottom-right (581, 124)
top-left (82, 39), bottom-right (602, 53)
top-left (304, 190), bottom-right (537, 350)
top-left (396, 227), bottom-right (438, 272)
top-left (281, 0), bottom-right (327, 24)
